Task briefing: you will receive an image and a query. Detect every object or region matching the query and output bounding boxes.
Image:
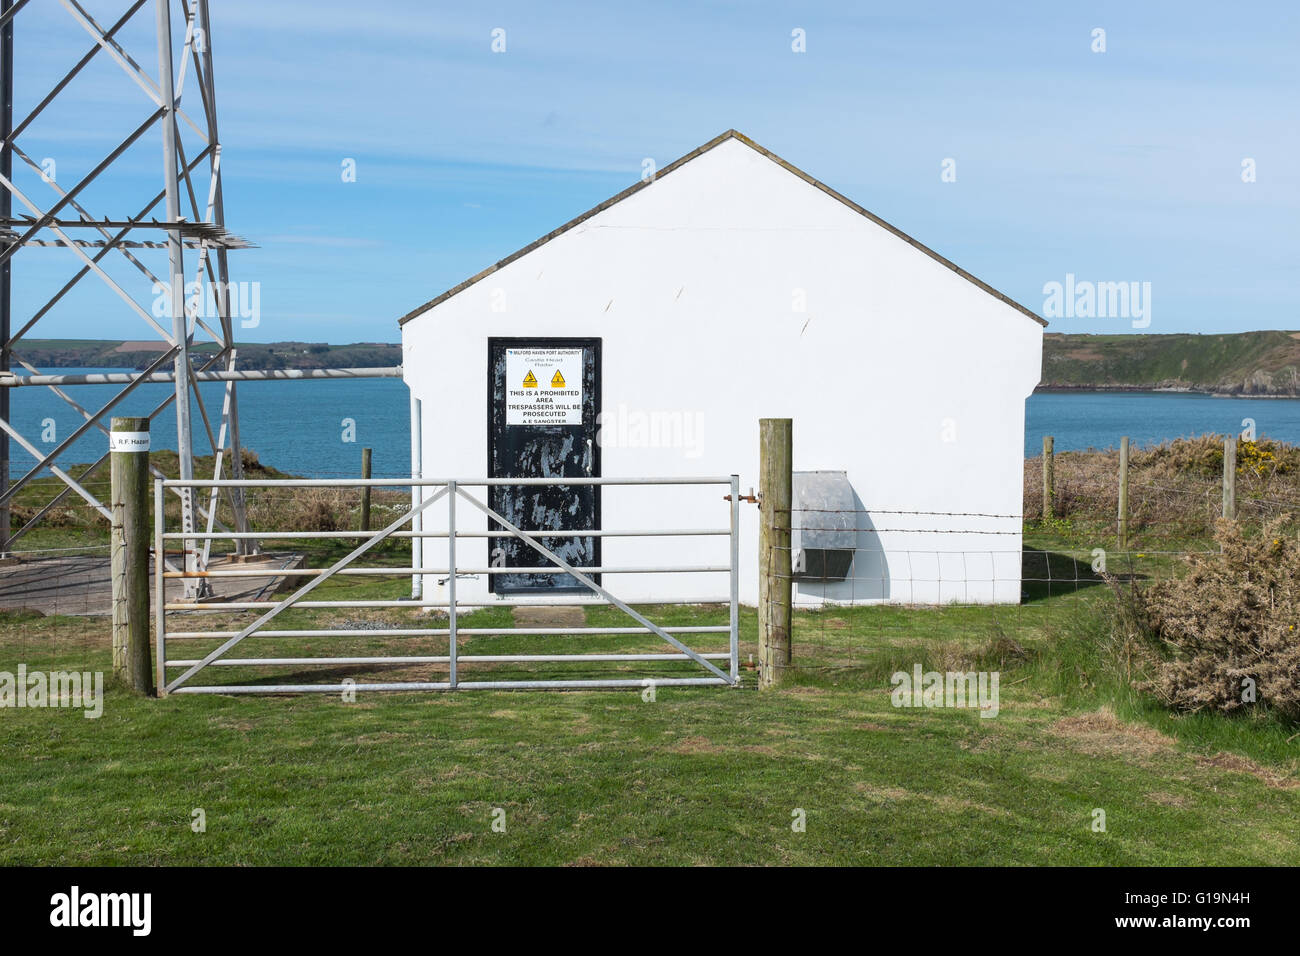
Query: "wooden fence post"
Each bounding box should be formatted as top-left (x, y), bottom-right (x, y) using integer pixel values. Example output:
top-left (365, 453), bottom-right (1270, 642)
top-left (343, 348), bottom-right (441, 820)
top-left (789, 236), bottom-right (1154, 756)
top-left (1222, 437), bottom-right (1237, 520)
top-left (360, 446), bottom-right (372, 532)
top-left (758, 418), bottom-right (792, 689)
top-left (1117, 436), bottom-right (1129, 550)
top-left (1042, 435), bottom-right (1054, 519)
top-left (110, 416), bottom-right (152, 694)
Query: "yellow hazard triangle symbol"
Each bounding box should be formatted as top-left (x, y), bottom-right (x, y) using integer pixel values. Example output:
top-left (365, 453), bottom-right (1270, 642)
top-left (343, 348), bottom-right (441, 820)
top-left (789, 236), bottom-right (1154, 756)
top-left (550, 370), bottom-right (566, 388)
top-left (522, 370), bottom-right (538, 388)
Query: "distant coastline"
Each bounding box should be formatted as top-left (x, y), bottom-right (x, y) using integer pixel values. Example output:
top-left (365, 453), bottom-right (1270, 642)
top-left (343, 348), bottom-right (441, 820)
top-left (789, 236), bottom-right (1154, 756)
top-left (18, 338), bottom-right (401, 372)
top-left (1039, 330), bottom-right (1300, 398)
top-left (17, 332), bottom-right (1300, 397)
top-left (1033, 384), bottom-right (1300, 399)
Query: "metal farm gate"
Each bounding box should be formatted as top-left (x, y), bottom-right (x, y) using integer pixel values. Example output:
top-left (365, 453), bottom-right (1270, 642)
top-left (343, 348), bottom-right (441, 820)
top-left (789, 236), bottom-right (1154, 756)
top-left (155, 476), bottom-right (741, 695)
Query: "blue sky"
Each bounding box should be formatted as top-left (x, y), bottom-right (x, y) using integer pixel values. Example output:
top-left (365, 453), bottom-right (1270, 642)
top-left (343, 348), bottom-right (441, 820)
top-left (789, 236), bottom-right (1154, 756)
top-left (12, 0), bottom-right (1298, 344)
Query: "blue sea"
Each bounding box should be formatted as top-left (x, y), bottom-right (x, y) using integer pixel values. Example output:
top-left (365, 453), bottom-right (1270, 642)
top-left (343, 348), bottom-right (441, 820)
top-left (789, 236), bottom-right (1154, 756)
top-left (6, 368), bottom-right (411, 481)
top-left (1023, 390), bottom-right (1300, 456)
top-left (8, 369), bottom-right (1300, 478)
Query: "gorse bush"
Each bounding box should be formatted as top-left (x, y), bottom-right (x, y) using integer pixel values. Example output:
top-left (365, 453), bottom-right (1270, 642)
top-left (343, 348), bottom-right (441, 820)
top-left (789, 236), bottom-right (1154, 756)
top-left (1120, 516), bottom-right (1300, 721)
top-left (1236, 438), bottom-right (1291, 477)
top-left (1137, 434), bottom-right (1298, 479)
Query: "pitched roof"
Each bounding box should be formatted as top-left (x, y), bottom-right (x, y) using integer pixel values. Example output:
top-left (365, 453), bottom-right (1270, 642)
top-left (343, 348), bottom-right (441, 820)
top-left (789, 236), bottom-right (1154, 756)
top-left (398, 129), bottom-right (1047, 327)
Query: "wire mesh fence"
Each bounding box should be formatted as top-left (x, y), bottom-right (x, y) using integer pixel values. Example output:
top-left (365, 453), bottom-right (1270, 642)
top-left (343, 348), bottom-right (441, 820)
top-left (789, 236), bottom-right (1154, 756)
top-left (1024, 437), bottom-right (1300, 547)
top-left (0, 541), bottom-right (114, 681)
top-left (763, 510), bottom-right (1223, 681)
top-left (770, 435), bottom-right (1300, 681)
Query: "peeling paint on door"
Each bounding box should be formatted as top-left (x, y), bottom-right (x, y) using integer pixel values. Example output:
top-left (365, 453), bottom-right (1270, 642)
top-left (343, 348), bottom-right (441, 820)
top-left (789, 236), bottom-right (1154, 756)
top-left (488, 338), bottom-right (601, 592)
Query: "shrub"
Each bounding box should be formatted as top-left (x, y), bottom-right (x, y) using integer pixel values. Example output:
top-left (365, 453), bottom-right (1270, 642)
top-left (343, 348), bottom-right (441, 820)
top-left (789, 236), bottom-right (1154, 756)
top-left (243, 486), bottom-right (353, 532)
top-left (301, 498), bottom-right (340, 533)
top-left (238, 447), bottom-right (264, 473)
top-left (1237, 438), bottom-right (1294, 477)
top-left (1121, 516), bottom-right (1300, 721)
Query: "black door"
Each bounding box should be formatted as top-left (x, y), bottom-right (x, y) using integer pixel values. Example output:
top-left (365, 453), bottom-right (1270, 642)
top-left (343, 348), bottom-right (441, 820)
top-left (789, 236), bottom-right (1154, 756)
top-left (487, 338), bottom-right (601, 593)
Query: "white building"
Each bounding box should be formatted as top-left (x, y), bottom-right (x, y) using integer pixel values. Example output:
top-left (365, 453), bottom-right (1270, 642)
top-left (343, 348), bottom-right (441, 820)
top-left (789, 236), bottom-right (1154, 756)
top-left (399, 130), bottom-right (1044, 608)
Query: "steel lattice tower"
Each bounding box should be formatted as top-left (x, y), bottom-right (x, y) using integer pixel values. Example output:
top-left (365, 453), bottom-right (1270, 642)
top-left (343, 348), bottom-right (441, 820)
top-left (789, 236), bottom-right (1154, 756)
top-left (0, 0), bottom-right (254, 595)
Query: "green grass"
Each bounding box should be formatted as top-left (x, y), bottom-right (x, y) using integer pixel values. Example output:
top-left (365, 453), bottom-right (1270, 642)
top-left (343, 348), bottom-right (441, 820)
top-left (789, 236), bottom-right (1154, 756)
top-left (2, 550), bottom-right (1298, 865)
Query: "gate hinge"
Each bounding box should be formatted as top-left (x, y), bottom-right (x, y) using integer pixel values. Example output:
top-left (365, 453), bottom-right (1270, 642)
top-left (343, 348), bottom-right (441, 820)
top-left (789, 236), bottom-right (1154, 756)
top-left (725, 487), bottom-right (760, 505)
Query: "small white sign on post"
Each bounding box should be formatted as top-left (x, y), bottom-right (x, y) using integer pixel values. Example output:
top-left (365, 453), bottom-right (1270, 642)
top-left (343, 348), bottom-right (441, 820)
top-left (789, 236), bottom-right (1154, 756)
top-left (504, 347), bottom-right (583, 426)
top-left (109, 431), bottom-right (151, 452)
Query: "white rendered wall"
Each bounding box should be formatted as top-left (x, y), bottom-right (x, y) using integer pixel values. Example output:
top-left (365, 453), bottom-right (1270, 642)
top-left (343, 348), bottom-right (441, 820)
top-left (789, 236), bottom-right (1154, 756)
top-left (401, 138), bottom-right (1042, 608)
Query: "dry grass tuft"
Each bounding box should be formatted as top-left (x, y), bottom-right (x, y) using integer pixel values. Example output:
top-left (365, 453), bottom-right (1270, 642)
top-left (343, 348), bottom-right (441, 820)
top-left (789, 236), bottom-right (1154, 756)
top-left (1047, 706), bottom-right (1176, 759)
top-left (1193, 752), bottom-right (1299, 790)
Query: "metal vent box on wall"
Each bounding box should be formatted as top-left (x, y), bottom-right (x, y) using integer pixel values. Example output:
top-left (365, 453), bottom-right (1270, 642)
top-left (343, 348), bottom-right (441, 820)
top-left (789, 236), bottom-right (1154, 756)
top-left (792, 470), bottom-right (856, 581)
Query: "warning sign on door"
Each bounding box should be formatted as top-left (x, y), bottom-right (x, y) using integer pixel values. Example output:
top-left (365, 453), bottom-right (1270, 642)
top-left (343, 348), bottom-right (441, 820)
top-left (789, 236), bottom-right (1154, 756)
top-left (506, 347), bottom-right (583, 425)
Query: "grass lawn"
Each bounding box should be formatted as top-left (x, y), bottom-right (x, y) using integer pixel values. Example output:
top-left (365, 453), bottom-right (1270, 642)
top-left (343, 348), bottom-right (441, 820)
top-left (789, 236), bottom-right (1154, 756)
top-left (2, 528), bottom-right (1297, 865)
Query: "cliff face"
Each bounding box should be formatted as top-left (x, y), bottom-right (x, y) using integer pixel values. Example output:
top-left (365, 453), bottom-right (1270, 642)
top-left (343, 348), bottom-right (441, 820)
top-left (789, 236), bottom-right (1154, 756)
top-left (1040, 331), bottom-right (1300, 396)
